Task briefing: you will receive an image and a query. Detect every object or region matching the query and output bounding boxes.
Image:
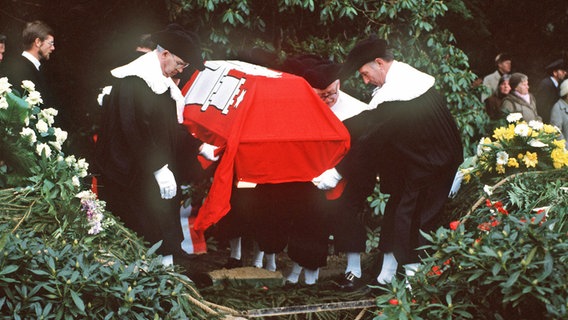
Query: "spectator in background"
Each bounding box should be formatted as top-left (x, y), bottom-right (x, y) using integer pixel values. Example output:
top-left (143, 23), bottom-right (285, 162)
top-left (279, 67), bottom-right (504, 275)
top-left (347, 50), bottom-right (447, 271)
top-left (536, 59), bottom-right (567, 123)
top-left (485, 74), bottom-right (511, 120)
top-left (550, 80), bottom-right (568, 149)
top-left (0, 34), bottom-right (6, 63)
top-left (482, 53), bottom-right (512, 102)
top-left (501, 73), bottom-right (542, 122)
top-left (3, 21), bottom-right (56, 106)
top-left (0, 34), bottom-right (6, 76)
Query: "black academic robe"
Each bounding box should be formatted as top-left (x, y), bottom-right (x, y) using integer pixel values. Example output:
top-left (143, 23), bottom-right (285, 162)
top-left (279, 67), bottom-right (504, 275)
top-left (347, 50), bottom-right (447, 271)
top-left (3, 55), bottom-right (54, 107)
top-left (95, 76), bottom-right (201, 256)
top-left (535, 77), bottom-right (560, 124)
top-left (337, 87), bottom-right (463, 264)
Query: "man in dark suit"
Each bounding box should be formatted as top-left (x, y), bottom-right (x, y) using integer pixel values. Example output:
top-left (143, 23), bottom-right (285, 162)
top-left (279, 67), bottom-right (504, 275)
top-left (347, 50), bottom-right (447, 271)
top-left (536, 59), bottom-right (567, 123)
top-left (3, 21), bottom-right (55, 107)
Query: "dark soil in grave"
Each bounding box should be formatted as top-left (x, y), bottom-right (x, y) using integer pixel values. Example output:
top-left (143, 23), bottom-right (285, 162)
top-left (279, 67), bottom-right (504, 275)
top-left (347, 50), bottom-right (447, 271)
top-left (176, 238), bottom-right (385, 319)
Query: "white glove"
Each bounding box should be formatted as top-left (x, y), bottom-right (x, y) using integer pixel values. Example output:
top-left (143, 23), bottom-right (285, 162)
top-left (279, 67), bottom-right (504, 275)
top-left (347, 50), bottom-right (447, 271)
top-left (448, 170), bottom-right (464, 198)
top-left (312, 168), bottom-right (342, 190)
top-left (199, 143), bottom-right (219, 161)
top-left (153, 164), bottom-right (177, 199)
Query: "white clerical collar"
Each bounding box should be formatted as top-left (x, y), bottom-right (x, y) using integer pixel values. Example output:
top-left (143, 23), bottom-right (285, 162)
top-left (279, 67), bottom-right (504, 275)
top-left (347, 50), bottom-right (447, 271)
top-left (111, 50), bottom-right (186, 123)
top-left (22, 51), bottom-right (41, 70)
top-left (550, 76), bottom-right (559, 87)
top-left (368, 60), bottom-right (435, 109)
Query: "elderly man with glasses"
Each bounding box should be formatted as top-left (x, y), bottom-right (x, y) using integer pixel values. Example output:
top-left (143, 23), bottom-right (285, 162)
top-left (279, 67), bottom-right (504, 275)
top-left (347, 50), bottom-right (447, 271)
top-left (95, 24), bottom-right (217, 266)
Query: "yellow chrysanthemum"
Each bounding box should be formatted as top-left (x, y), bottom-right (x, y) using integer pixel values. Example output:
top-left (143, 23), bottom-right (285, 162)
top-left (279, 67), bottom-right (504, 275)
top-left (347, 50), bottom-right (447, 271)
top-left (543, 124), bottom-right (559, 134)
top-left (507, 158), bottom-right (519, 168)
top-left (551, 148), bottom-right (568, 168)
top-left (495, 164), bottom-right (505, 174)
top-left (492, 125), bottom-right (515, 141)
top-left (522, 151), bottom-right (538, 168)
top-left (517, 153), bottom-right (524, 159)
top-left (463, 173), bottom-right (471, 183)
top-left (553, 140), bottom-right (566, 149)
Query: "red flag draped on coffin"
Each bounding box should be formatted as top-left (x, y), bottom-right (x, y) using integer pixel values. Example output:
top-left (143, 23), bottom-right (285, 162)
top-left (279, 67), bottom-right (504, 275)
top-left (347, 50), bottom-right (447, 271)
top-left (182, 61), bottom-right (350, 232)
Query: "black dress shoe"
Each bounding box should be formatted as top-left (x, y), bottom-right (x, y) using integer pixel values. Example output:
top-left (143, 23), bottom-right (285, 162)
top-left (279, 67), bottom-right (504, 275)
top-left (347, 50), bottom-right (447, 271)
top-left (223, 257), bottom-right (243, 269)
top-left (335, 272), bottom-right (366, 291)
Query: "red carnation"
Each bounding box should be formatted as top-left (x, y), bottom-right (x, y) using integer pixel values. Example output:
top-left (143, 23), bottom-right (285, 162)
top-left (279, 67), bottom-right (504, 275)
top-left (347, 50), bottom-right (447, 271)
top-left (449, 220), bottom-right (460, 230)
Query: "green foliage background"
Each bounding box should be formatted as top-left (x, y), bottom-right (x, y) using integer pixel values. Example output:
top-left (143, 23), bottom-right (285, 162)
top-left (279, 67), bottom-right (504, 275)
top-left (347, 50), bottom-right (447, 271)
top-left (168, 0), bottom-right (488, 155)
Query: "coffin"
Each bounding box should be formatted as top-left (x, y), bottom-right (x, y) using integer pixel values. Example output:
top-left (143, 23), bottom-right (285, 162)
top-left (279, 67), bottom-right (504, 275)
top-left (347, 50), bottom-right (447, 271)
top-left (182, 60), bottom-right (350, 231)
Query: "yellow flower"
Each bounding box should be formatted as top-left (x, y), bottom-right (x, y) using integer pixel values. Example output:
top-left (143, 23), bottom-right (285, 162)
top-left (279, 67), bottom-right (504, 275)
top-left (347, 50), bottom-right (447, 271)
top-left (463, 173), bottom-right (471, 183)
top-left (543, 124), bottom-right (559, 134)
top-left (551, 148), bottom-right (568, 168)
top-left (553, 140), bottom-right (566, 149)
top-left (517, 153), bottom-right (524, 160)
top-left (507, 158), bottom-right (519, 168)
top-left (522, 151), bottom-right (538, 168)
top-left (492, 125), bottom-right (515, 141)
top-left (496, 164), bottom-right (505, 174)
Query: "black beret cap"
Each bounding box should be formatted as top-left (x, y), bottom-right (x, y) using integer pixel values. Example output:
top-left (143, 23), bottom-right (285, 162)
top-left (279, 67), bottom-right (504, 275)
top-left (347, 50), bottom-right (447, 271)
top-left (339, 35), bottom-right (388, 79)
top-left (151, 24), bottom-right (205, 71)
top-left (280, 54), bottom-right (326, 77)
top-left (545, 59), bottom-right (567, 72)
top-left (303, 62), bottom-right (342, 89)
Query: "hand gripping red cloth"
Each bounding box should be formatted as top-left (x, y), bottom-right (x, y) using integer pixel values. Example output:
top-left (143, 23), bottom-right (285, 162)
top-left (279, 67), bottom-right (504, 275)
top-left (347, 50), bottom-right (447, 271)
top-left (182, 61), bottom-right (350, 232)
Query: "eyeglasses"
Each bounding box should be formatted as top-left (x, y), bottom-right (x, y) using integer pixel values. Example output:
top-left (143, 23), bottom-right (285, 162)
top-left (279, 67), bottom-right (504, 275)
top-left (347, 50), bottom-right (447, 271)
top-left (173, 54), bottom-right (189, 69)
top-left (317, 82), bottom-right (339, 100)
top-left (43, 40), bottom-right (55, 47)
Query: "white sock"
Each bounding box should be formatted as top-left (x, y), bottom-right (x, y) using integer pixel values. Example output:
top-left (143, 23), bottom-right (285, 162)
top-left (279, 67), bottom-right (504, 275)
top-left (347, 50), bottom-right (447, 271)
top-left (265, 253), bottom-right (277, 272)
top-left (304, 268), bottom-right (320, 285)
top-left (161, 254), bottom-right (173, 267)
top-left (229, 237), bottom-right (241, 260)
top-left (376, 252), bottom-right (398, 284)
top-left (252, 241), bottom-right (264, 268)
top-left (286, 262), bottom-right (302, 284)
top-left (345, 252), bottom-right (361, 278)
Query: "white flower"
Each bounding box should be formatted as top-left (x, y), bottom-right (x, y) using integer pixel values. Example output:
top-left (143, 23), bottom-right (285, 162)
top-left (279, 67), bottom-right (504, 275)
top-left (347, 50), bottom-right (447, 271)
top-left (506, 113), bottom-right (523, 123)
top-left (528, 120), bottom-right (543, 131)
top-left (25, 90), bottom-right (43, 106)
top-left (36, 143), bottom-right (52, 157)
top-left (21, 80), bottom-right (36, 92)
top-left (53, 127), bottom-right (68, 144)
top-left (76, 190), bottom-right (95, 199)
top-left (0, 96), bottom-right (8, 110)
top-left (48, 140), bottom-right (62, 151)
top-left (43, 108), bottom-right (58, 117)
top-left (39, 109), bottom-right (57, 126)
top-left (0, 77), bottom-right (12, 95)
top-left (20, 127), bottom-right (37, 144)
top-left (514, 123), bottom-right (530, 137)
top-left (65, 155), bottom-right (77, 167)
top-left (72, 176), bottom-right (81, 187)
top-left (528, 139), bottom-right (547, 148)
top-left (35, 119), bottom-right (49, 133)
top-left (476, 138), bottom-right (491, 156)
top-left (483, 185), bottom-right (493, 196)
top-left (496, 151), bottom-right (509, 165)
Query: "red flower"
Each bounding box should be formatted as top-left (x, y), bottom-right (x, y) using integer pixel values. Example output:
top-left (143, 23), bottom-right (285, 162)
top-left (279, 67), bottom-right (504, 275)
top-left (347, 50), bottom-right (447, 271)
top-left (485, 199), bottom-right (492, 207)
top-left (449, 221), bottom-right (460, 230)
top-left (428, 265), bottom-right (443, 276)
top-left (478, 222), bottom-right (491, 231)
top-left (443, 258), bottom-right (452, 265)
top-left (389, 299), bottom-right (399, 305)
top-left (497, 207), bottom-right (509, 215)
top-left (493, 201), bottom-right (503, 208)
